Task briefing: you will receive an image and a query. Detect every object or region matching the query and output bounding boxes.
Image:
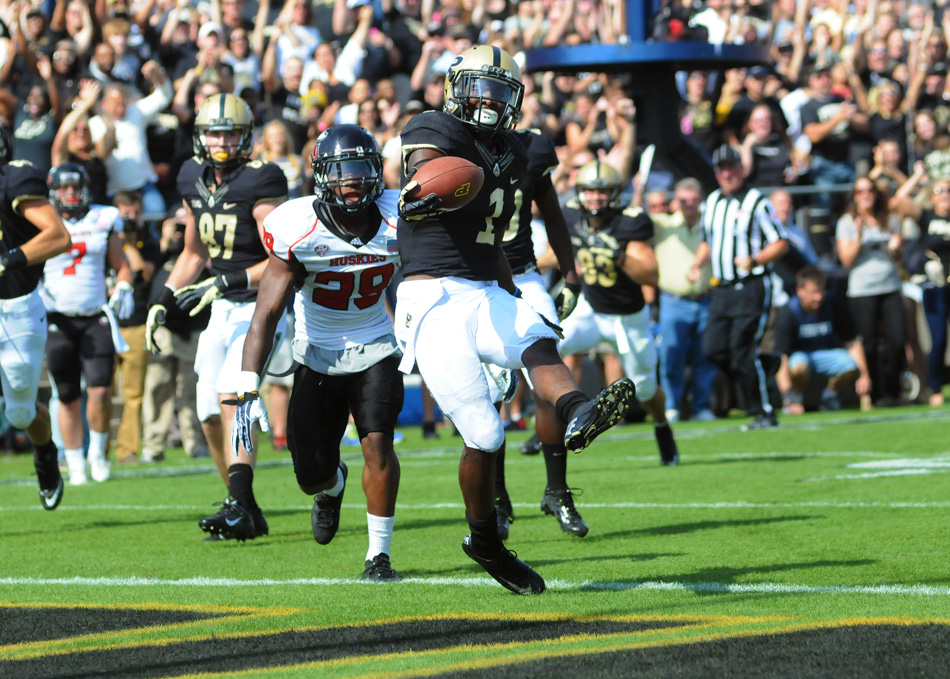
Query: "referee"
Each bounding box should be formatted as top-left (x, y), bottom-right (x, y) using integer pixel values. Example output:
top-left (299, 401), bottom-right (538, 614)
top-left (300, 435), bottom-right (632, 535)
top-left (687, 145), bottom-right (788, 429)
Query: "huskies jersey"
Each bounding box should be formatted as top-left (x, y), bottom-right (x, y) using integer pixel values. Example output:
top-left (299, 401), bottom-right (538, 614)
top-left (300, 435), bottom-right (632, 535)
top-left (0, 160), bottom-right (50, 299)
top-left (178, 158), bottom-right (288, 303)
top-left (41, 205), bottom-right (122, 314)
top-left (398, 111), bottom-right (529, 281)
top-left (563, 202), bottom-right (653, 315)
top-left (503, 129), bottom-right (559, 274)
top-left (264, 191), bottom-right (401, 350)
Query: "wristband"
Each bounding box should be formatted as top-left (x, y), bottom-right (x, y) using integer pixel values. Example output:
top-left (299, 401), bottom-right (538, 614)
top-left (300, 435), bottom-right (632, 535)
top-left (237, 370), bottom-right (261, 395)
top-left (0, 248), bottom-right (28, 270)
top-left (156, 284), bottom-right (176, 308)
top-left (221, 271), bottom-right (251, 290)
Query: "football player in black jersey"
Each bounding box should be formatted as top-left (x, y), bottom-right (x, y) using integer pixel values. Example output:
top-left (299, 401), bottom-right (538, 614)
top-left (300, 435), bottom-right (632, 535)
top-left (486, 126), bottom-right (590, 540)
top-left (146, 93), bottom-right (289, 541)
top-left (394, 45), bottom-right (636, 595)
top-left (559, 160), bottom-right (680, 465)
top-left (0, 129), bottom-right (72, 509)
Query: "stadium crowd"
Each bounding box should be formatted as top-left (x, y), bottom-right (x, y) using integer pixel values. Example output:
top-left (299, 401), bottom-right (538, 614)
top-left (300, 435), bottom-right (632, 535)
top-left (0, 0), bottom-right (948, 485)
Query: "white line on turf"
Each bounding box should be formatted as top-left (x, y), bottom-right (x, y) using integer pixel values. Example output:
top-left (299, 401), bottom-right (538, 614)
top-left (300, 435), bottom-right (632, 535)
top-left (2, 500), bottom-right (950, 512)
top-left (1, 576), bottom-right (948, 597)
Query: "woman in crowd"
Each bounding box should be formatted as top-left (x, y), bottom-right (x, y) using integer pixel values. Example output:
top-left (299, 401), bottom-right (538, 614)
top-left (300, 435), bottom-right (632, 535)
top-left (253, 119), bottom-right (304, 199)
top-left (836, 176), bottom-right (906, 407)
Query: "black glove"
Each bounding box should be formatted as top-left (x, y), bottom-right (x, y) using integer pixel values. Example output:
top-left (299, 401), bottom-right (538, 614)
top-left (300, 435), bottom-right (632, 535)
top-left (398, 180), bottom-right (447, 221)
top-left (175, 271), bottom-right (248, 315)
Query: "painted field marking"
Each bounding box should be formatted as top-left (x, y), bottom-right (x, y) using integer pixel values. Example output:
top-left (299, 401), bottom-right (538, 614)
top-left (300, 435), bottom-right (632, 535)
top-left (1, 499), bottom-right (949, 512)
top-left (2, 576), bottom-right (948, 597)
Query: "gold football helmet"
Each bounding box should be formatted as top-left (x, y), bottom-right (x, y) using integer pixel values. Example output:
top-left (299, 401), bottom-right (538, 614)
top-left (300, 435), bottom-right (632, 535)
top-left (443, 45), bottom-right (524, 133)
top-left (193, 93), bottom-right (254, 170)
top-left (575, 160), bottom-right (623, 216)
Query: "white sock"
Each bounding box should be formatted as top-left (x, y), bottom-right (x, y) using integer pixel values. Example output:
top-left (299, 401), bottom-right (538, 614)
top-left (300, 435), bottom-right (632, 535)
top-left (64, 448), bottom-right (85, 471)
top-left (366, 513), bottom-right (395, 562)
top-left (323, 467), bottom-right (346, 497)
top-left (88, 430), bottom-right (109, 461)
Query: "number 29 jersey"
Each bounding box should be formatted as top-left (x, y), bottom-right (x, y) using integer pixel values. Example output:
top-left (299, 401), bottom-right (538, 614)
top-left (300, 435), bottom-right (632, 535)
top-left (263, 191), bottom-right (401, 350)
top-left (178, 158), bottom-right (288, 303)
top-left (397, 111), bottom-right (528, 281)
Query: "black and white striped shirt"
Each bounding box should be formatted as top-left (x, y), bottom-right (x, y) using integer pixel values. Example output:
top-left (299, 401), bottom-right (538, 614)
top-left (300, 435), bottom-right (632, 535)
top-left (701, 186), bottom-right (787, 284)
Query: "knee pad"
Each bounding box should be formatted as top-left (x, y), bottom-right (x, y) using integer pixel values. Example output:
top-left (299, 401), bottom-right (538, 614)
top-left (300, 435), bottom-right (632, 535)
top-left (56, 381), bottom-right (82, 405)
top-left (457, 418), bottom-right (506, 453)
top-left (5, 403), bottom-right (37, 430)
top-left (196, 381), bottom-right (221, 422)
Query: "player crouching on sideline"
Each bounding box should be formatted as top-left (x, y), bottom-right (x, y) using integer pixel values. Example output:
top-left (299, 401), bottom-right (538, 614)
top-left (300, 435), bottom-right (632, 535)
top-left (0, 131), bottom-right (72, 509)
top-left (394, 45), bottom-right (636, 595)
top-left (42, 163), bottom-right (135, 486)
top-left (146, 93), bottom-right (288, 542)
top-left (230, 125), bottom-right (403, 580)
top-left (558, 160), bottom-right (680, 465)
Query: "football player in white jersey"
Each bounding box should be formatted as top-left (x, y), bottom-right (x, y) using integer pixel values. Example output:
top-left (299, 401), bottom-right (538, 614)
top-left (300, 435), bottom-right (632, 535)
top-left (231, 125), bottom-right (404, 580)
top-left (146, 94), bottom-right (288, 541)
top-left (42, 164), bottom-right (135, 485)
top-left (0, 131), bottom-right (72, 509)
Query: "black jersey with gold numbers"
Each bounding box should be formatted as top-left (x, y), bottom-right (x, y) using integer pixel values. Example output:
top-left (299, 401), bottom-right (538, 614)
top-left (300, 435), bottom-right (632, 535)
top-left (502, 129), bottom-right (559, 274)
top-left (178, 158), bottom-right (288, 303)
top-left (563, 201), bottom-right (653, 315)
top-left (0, 161), bottom-right (51, 299)
top-left (398, 111), bottom-right (529, 281)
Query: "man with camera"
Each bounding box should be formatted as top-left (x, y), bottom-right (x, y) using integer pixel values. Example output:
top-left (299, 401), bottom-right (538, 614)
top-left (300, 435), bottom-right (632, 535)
top-left (112, 190), bottom-right (161, 465)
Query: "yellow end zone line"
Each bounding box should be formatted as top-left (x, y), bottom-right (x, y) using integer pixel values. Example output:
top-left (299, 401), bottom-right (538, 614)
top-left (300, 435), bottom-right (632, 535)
top-left (0, 609), bottom-right (778, 661)
top-left (149, 616), bottom-right (950, 679)
top-left (0, 604), bottom-right (306, 658)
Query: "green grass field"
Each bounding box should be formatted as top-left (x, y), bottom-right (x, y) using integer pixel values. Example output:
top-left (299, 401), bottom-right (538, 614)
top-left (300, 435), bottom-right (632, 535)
top-left (1, 407), bottom-right (949, 678)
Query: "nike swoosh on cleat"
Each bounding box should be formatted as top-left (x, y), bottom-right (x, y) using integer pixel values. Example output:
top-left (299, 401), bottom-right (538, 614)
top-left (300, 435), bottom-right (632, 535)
top-left (225, 517), bottom-right (243, 526)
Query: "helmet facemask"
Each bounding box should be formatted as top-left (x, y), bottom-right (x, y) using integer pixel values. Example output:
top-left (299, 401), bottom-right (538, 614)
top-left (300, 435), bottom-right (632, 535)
top-left (313, 153), bottom-right (384, 214)
top-left (574, 161), bottom-right (623, 218)
top-left (48, 166), bottom-right (91, 214)
top-left (193, 93), bottom-right (254, 171)
top-left (447, 71), bottom-right (523, 133)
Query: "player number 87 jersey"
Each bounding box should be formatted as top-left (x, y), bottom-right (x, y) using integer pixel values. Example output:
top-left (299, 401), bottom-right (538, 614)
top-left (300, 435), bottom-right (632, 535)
top-left (263, 191), bottom-right (401, 350)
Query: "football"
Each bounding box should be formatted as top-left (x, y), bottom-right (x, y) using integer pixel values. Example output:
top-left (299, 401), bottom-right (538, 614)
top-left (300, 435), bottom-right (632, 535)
top-left (409, 156), bottom-right (485, 211)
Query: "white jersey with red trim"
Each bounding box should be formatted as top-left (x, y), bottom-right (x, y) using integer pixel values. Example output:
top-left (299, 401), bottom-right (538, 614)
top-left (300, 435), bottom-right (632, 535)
top-left (40, 205), bottom-right (122, 315)
top-left (263, 190), bottom-right (400, 350)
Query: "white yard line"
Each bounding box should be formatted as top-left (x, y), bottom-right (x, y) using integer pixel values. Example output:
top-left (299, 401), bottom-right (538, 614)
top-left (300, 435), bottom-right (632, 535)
top-left (2, 499), bottom-right (950, 512)
top-left (0, 575), bottom-right (947, 597)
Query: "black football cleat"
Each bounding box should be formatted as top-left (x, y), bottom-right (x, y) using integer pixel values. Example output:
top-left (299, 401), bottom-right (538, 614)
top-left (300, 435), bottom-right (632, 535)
top-left (564, 378), bottom-right (636, 453)
top-left (494, 490), bottom-right (515, 541)
top-left (741, 412), bottom-right (779, 431)
top-left (362, 553), bottom-right (401, 581)
top-left (540, 487), bottom-right (589, 537)
top-left (462, 535), bottom-right (545, 595)
top-left (251, 506), bottom-right (269, 537)
top-left (312, 461), bottom-right (348, 545)
top-left (656, 423), bottom-right (679, 466)
top-left (198, 497), bottom-right (258, 541)
top-left (519, 432), bottom-right (540, 456)
top-left (38, 474), bottom-right (64, 511)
